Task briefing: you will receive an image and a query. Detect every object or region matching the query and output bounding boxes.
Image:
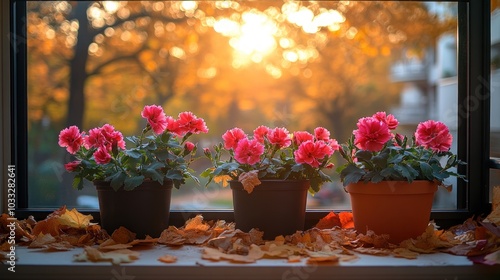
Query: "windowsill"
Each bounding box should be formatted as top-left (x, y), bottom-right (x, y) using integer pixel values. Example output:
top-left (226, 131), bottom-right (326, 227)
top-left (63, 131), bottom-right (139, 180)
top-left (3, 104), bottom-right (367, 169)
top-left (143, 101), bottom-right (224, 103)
top-left (3, 245), bottom-right (498, 280)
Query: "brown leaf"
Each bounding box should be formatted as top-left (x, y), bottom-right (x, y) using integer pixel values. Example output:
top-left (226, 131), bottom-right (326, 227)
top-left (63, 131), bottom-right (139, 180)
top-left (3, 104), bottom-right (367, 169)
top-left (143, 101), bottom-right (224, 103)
top-left (57, 208), bottom-right (93, 229)
top-left (158, 254), bottom-right (178, 263)
top-left (238, 171), bottom-right (261, 194)
top-left (28, 233), bottom-right (56, 248)
top-left (392, 248), bottom-right (419, 259)
top-left (111, 226), bottom-right (136, 244)
top-left (185, 215), bottom-right (211, 231)
top-left (74, 246), bottom-right (140, 264)
top-left (315, 212), bottom-right (341, 229)
top-left (201, 244), bottom-right (263, 263)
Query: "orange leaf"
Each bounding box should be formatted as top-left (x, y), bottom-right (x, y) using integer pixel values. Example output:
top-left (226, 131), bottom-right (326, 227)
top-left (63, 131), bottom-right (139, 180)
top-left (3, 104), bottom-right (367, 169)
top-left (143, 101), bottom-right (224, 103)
top-left (57, 208), bottom-right (93, 229)
top-left (339, 212), bottom-right (354, 229)
top-left (111, 226), bottom-right (137, 244)
top-left (315, 212), bottom-right (341, 229)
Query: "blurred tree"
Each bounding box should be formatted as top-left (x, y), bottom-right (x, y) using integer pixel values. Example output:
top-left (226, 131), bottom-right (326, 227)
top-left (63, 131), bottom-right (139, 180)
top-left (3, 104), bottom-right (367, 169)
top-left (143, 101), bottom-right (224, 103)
top-left (26, 1), bottom-right (456, 207)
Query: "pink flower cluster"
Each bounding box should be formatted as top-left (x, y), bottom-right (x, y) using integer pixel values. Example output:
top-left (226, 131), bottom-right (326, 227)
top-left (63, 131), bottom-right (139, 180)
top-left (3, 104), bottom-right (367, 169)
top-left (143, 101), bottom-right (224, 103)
top-left (58, 105), bottom-right (209, 172)
top-left (141, 105), bottom-right (208, 136)
top-left (353, 111), bottom-right (452, 153)
top-left (58, 123), bottom-right (126, 167)
top-left (222, 126), bottom-right (339, 168)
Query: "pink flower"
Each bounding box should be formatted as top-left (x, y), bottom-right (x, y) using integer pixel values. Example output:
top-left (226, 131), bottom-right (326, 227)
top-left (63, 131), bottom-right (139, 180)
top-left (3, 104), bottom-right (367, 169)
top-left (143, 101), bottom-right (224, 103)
top-left (328, 139), bottom-right (340, 151)
top-left (373, 111), bottom-right (399, 130)
top-left (415, 120), bottom-right (452, 152)
top-left (141, 105), bottom-right (168, 135)
top-left (184, 141), bottom-right (195, 152)
top-left (58, 126), bottom-right (84, 154)
top-left (64, 160), bottom-right (81, 172)
top-left (234, 138), bottom-right (264, 165)
top-left (294, 140), bottom-right (333, 168)
top-left (85, 125), bottom-right (125, 151)
top-left (166, 116), bottom-right (183, 136)
top-left (293, 131), bottom-right (314, 146)
top-left (314, 127), bottom-right (330, 141)
top-left (253, 126), bottom-right (270, 143)
top-left (222, 128), bottom-right (247, 150)
top-left (177, 112), bottom-right (209, 135)
top-left (100, 124), bottom-right (126, 150)
top-left (93, 147), bottom-right (111, 164)
top-left (353, 117), bottom-right (392, 151)
top-left (84, 127), bottom-right (106, 149)
top-left (267, 127), bottom-right (292, 148)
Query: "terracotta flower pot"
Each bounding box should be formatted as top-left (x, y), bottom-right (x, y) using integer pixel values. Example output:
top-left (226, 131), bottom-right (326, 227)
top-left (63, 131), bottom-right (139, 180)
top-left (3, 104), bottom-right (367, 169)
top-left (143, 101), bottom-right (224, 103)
top-left (230, 180), bottom-right (310, 240)
top-left (94, 180), bottom-right (173, 238)
top-left (345, 180), bottom-right (438, 244)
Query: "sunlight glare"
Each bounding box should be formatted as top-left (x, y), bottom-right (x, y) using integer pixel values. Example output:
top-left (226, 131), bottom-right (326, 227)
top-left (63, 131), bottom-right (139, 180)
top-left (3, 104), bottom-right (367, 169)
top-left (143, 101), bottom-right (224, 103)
top-left (232, 11), bottom-right (277, 56)
top-left (102, 1), bottom-right (120, 14)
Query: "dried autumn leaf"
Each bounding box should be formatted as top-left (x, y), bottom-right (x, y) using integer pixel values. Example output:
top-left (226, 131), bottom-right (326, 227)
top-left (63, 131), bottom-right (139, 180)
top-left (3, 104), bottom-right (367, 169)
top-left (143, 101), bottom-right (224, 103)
top-left (28, 233), bottom-right (56, 248)
top-left (128, 235), bottom-right (158, 247)
top-left (1, 214), bottom-right (34, 240)
top-left (58, 208), bottom-right (93, 229)
top-left (287, 255), bottom-right (302, 263)
top-left (74, 246), bottom-right (140, 264)
top-left (393, 247), bottom-right (419, 259)
top-left (158, 226), bottom-right (186, 246)
top-left (353, 246), bottom-right (392, 256)
top-left (315, 212), bottom-right (341, 229)
top-left (32, 218), bottom-right (61, 237)
top-left (201, 244), bottom-right (263, 263)
top-left (28, 233), bottom-right (73, 251)
top-left (339, 212), bottom-right (354, 229)
top-left (307, 255), bottom-right (339, 264)
top-left (111, 226), bottom-right (137, 244)
top-left (185, 215), bottom-right (211, 231)
top-left (158, 254), bottom-right (178, 263)
top-left (238, 171), bottom-right (261, 194)
top-left (213, 175), bottom-right (232, 187)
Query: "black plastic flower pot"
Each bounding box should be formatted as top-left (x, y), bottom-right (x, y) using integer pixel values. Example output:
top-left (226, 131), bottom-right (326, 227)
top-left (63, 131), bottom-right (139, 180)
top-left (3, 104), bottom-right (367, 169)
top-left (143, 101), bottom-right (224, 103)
top-left (94, 180), bottom-right (173, 238)
top-left (230, 180), bottom-right (310, 240)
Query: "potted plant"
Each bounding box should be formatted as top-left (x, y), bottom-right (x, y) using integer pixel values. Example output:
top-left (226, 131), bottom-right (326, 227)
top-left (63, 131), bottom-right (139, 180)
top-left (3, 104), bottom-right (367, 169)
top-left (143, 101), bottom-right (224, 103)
top-left (58, 105), bottom-right (208, 237)
top-left (202, 126), bottom-right (339, 239)
top-left (337, 112), bottom-right (466, 243)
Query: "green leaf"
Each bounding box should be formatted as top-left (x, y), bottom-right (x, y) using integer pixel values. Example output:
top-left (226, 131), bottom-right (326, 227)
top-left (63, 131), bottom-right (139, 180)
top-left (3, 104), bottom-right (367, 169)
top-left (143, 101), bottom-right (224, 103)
top-left (143, 168), bottom-right (164, 183)
top-left (340, 164), bottom-right (365, 186)
top-left (393, 164), bottom-right (418, 182)
top-left (372, 153), bottom-right (388, 169)
top-left (125, 149), bottom-right (142, 159)
top-left (107, 172), bottom-right (127, 191)
top-left (126, 136), bottom-right (139, 145)
top-left (124, 175), bottom-right (145, 191)
top-left (380, 167), bottom-right (401, 179)
top-left (166, 169), bottom-right (184, 180)
top-left (388, 154), bottom-right (404, 164)
top-left (155, 149), bottom-right (170, 161)
top-left (419, 162), bottom-right (434, 180)
top-left (291, 164), bottom-right (304, 172)
top-left (355, 150), bottom-right (373, 161)
top-left (72, 176), bottom-right (84, 190)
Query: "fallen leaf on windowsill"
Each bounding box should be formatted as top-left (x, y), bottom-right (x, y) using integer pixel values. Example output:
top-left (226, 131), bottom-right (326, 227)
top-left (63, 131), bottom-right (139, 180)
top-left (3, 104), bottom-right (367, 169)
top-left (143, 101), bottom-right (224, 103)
top-left (74, 246), bottom-right (140, 264)
top-left (158, 254), bottom-right (178, 263)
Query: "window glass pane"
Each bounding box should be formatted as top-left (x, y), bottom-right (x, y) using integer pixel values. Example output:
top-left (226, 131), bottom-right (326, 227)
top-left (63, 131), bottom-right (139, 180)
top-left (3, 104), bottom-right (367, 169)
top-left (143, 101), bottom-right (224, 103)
top-left (26, 1), bottom-right (458, 210)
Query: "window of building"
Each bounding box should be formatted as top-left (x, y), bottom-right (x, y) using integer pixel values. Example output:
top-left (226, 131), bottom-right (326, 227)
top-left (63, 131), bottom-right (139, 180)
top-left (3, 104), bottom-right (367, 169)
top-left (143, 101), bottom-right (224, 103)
top-left (2, 1), bottom-right (493, 228)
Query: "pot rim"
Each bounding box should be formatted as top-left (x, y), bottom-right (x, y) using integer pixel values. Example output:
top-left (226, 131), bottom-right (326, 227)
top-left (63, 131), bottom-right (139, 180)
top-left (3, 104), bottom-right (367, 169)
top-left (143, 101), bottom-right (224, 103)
top-left (229, 179), bottom-right (310, 191)
top-left (345, 180), bottom-right (438, 195)
top-left (94, 179), bottom-right (173, 191)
